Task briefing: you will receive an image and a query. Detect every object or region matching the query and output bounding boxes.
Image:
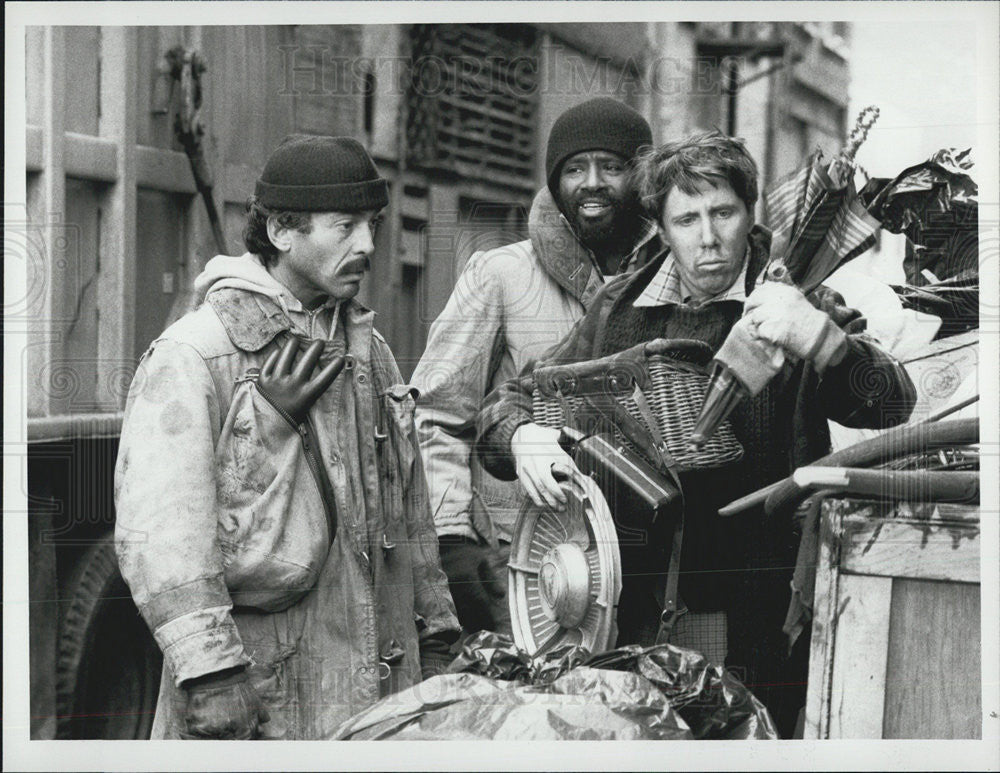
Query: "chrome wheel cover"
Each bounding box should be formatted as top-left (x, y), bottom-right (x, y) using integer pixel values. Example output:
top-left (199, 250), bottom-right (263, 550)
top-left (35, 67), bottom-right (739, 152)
top-left (508, 473), bottom-right (622, 656)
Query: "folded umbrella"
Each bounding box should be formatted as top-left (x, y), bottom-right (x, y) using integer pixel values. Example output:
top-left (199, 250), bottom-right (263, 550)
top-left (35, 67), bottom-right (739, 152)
top-left (766, 152), bottom-right (882, 292)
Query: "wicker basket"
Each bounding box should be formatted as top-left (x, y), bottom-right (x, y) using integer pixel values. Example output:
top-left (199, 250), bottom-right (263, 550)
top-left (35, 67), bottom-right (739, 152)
top-left (532, 340), bottom-right (743, 470)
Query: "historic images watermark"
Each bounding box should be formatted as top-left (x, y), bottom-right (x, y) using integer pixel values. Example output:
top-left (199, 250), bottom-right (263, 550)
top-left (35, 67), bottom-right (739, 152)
top-left (277, 44), bottom-right (752, 100)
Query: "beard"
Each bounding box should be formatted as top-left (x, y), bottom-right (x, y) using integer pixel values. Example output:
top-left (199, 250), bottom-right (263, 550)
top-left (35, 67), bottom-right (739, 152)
top-left (562, 189), bottom-right (643, 253)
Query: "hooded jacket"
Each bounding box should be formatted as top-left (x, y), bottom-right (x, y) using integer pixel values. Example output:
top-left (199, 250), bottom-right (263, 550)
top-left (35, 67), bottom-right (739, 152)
top-left (114, 253), bottom-right (459, 739)
top-left (410, 187), bottom-right (659, 543)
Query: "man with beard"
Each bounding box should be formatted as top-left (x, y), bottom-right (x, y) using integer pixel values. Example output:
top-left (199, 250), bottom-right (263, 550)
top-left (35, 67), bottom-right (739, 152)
top-left (411, 98), bottom-right (660, 636)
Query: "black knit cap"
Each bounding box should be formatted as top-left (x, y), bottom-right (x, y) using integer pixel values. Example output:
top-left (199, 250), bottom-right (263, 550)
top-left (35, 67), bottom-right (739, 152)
top-left (255, 134), bottom-right (389, 212)
top-left (545, 97), bottom-right (653, 197)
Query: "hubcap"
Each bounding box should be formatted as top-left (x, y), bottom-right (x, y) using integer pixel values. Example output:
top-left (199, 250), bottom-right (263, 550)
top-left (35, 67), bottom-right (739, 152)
top-left (508, 473), bottom-right (622, 656)
top-left (538, 543), bottom-right (591, 628)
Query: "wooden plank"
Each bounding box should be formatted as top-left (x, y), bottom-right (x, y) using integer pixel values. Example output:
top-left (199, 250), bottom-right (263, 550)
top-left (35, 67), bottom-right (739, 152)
top-left (212, 27), bottom-right (268, 171)
top-left (98, 27), bottom-right (138, 409)
top-left (364, 25), bottom-right (403, 163)
top-left (135, 145), bottom-right (196, 194)
top-left (27, 413), bottom-right (124, 443)
top-left (803, 501), bottom-right (842, 739)
top-left (536, 22), bottom-right (646, 72)
top-left (63, 133), bottom-right (118, 183)
top-left (58, 177), bottom-right (102, 413)
top-left (437, 125), bottom-right (534, 161)
top-left (883, 579), bottom-right (981, 738)
top-left (291, 25), bottom-right (363, 139)
top-left (63, 26), bottom-right (101, 136)
top-left (449, 159), bottom-right (534, 191)
top-left (840, 518), bottom-right (980, 584)
top-left (26, 125), bottom-right (43, 172)
top-left (133, 189), bottom-right (186, 360)
top-left (135, 26), bottom-right (184, 148)
top-left (264, 26), bottom-right (298, 155)
top-left (29, 26), bottom-right (67, 418)
top-left (26, 27), bottom-right (46, 125)
top-left (827, 573), bottom-right (893, 738)
top-left (435, 93), bottom-right (535, 130)
top-left (220, 163), bottom-right (258, 205)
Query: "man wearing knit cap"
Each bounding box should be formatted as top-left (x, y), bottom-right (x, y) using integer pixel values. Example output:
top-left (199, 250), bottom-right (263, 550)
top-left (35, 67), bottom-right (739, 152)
top-left (411, 97), bottom-right (660, 636)
top-left (114, 135), bottom-right (459, 739)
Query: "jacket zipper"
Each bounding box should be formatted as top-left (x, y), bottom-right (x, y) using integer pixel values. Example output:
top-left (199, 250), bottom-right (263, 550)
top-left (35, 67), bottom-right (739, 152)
top-left (252, 381), bottom-right (339, 549)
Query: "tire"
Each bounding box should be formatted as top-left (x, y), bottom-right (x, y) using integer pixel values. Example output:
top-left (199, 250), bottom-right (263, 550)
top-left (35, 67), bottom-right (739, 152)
top-left (56, 534), bottom-right (162, 739)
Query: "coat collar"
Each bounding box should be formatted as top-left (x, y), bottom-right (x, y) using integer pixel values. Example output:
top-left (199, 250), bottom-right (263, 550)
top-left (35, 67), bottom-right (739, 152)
top-left (616, 224), bottom-right (773, 308)
top-left (633, 246), bottom-right (751, 307)
top-left (207, 288), bottom-right (375, 354)
top-left (527, 187), bottom-right (659, 309)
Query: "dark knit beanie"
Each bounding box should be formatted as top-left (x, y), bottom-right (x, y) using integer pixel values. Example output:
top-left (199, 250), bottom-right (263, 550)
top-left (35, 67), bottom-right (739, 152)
top-left (545, 97), bottom-right (653, 197)
top-left (255, 134), bottom-right (389, 212)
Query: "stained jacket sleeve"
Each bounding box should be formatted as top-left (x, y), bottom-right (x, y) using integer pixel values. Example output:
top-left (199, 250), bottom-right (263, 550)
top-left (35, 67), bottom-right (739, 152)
top-left (410, 249), bottom-right (507, 542)
top-left (113, 339), bottom-right (249, 686)
top-left (808, 285), bottom-right (917, 428)
top-left (404, 416), bottom-right (462, 641)
top-left (376, 341), bottom-right (461, 640)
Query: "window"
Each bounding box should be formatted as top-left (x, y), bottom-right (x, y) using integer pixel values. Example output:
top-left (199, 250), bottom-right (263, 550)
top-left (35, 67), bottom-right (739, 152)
top-left (406, 24), bottom-right (540, 188)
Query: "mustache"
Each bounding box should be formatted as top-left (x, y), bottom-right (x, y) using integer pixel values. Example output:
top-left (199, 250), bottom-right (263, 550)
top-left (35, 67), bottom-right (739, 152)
top-left (572, 191), bottom-right (614, 206)
top-left (339, 257), bottom-right (371, 274)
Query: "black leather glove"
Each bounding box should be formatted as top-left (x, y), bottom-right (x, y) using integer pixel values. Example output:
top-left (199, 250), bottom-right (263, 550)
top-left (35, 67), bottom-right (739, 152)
top-left (256, 337), bottom-right (345, 425)
top-left (437, 536), bottom-right (506, 634)
top-left (419, 636), bottom-right (455, 680)
top-left (179, 667), bottom-right (270, 740)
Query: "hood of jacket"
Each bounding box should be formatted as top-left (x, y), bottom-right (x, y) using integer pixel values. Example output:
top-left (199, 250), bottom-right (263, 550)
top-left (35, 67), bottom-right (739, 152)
top-left (193, 252), bottom-right (308, 313)
top-left (527, 186), bottom-right (658, 309)
top-left (193, 252), bottom-right (354, 351)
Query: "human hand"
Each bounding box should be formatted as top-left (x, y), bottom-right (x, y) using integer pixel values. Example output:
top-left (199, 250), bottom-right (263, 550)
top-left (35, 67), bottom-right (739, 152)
top-left (510, 423), bottom-right (578, 511)
top-left (743, 282), bottom-right (847, 370)
top-left (419, 635), bottom-right (456, 680)
top-left (180, 667), bottom-right (270, 740)
top-left (256, 337), bottom-right (345, 424)
top-left (437, 537), bottom-right (506, 633)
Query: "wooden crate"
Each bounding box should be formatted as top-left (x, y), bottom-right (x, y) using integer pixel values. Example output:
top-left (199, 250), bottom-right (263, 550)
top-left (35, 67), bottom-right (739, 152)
top-left (804, 497), bottom-right (981, 739)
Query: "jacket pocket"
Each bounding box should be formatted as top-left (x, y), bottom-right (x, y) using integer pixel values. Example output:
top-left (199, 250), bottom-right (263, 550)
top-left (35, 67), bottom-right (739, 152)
top-left (214, 377), bottom-right (329, 612)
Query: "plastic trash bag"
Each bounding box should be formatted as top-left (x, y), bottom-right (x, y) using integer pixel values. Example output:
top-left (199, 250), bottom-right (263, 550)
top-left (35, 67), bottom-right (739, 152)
top-left (445, 632), bottom-right (591, 685)
top-left (330, 633), bottom-right (777, 740)
top-left (891, 270), bottom-right (978, 339)
top-left (860, 148), bottom-right (976, 241)
top-left (859, 148), bottom-right (978, 285)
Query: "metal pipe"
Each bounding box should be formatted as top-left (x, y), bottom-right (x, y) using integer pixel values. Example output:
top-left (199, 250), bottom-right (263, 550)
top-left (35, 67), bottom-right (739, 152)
top-left (718, 417), bottom-right (979, 517)
top-left (791, 467), bottom-right (979, 504)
